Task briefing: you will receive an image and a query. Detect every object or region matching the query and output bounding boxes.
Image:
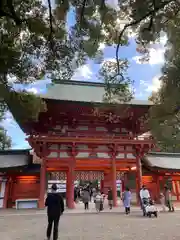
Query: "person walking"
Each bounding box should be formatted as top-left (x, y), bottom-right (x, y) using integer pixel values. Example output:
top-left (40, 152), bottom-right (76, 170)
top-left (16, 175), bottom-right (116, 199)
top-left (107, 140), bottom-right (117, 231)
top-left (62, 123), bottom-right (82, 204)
top-left (107, 188), bottom-right (113, 210)
top-left (95, 191), bottom-right (103, 213)
top-left (164, 185), bottom-right (174, 212)
top-left (140, 185), bottom-right (150, 200)
top-left (122, 187), bottom-right (131, 214)
top-left (45, 183), bottom-right (64, 240)
top-left (92, 187), bottom-right (97, 202)
top-left (82, 188), bottom-right (90, 210)
top-left (140, 185), bottom-right (150, 208)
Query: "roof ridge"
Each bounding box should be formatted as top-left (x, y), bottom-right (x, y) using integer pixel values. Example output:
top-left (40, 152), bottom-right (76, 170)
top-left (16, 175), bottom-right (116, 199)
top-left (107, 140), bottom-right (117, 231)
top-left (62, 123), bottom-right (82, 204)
top-left (53, 80), bottom-right (105, 87)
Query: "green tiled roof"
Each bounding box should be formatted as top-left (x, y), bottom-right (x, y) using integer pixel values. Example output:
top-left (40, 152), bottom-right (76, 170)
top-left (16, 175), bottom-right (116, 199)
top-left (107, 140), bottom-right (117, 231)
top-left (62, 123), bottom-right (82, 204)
top-left (40, 80), bottom-right (153, 106)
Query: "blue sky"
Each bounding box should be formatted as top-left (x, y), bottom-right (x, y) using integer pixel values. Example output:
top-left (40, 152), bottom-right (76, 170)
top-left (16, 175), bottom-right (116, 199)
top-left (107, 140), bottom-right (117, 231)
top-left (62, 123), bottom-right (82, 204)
top-left (3, 8), bottom-right (166, 150)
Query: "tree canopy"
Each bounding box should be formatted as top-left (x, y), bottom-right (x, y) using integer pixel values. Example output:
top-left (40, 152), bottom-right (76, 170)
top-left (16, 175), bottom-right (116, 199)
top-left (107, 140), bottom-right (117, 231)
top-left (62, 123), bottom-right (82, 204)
top-left (1, 0), bottom-right (180, 149)
top-left (0, 102), bottom-right (11, 150)
top-left (0, 0), bottom-right (134, 126)
top-left (148, 16), bottom-right (180, 152)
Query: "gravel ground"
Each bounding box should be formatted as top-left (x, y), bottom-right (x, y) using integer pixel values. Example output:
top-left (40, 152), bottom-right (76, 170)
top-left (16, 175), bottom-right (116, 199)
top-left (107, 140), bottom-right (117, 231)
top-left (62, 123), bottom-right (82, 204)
top-left (0, 210), bottom-right (180, 240)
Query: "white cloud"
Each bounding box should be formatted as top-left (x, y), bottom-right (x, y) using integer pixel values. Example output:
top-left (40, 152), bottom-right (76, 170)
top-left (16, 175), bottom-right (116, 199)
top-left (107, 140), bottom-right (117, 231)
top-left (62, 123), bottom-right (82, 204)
top-left (72, 64), bottom-right (93, 80)
top-left (137, 75), bottom-right (161, 99)
top-left (105, 0), bottom-right (119, 9)
top-left (132, 47), bottom-right (165, 65)
top-left (98, 42), bottom-right (106, 51)
top-left (26, 87), bottom-right (39, 94)
top-left (3, 112), bottom-right (15, 127)
top-left (132, 35), bottom-right (167, 65)
top-left (146, 75), bottom-right (161, 92)
top-left (148, 48), bottom-right (165, 65)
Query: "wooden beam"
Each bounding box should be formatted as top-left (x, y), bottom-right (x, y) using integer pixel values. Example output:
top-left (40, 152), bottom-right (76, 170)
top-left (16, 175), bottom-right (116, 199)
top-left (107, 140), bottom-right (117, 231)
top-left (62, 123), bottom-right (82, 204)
top-left (49, 149), bottom-right (137, 154)
top-left (29, 135), bottom-right (154, 145)
top-left (45, 157), bottom-right (136, 163)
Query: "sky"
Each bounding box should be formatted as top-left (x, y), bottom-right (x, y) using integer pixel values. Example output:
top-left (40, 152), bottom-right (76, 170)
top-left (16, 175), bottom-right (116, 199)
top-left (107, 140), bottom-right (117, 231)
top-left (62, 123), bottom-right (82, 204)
top-left (2, 6), bottom-right (166, 150)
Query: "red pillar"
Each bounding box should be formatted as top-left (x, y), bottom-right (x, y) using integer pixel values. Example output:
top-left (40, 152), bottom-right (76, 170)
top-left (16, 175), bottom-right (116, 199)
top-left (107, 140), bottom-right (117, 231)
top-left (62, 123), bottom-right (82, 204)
top-left (100, 180), bottom-right (104, 192)
top-left (3, 179), bottom-right (9, 209)
top-left (136, 156), bottom-right (142, 205)
top-left (39, 159), bottom-right (46, 209)
top-left (112, 156), bottom-right (117, 207)
top-left (67, 166), bottom-right (75, 209)
top-left (66, 172), bottom-right (69, 207)
top-left (156, 175), bottom-right (160, 202)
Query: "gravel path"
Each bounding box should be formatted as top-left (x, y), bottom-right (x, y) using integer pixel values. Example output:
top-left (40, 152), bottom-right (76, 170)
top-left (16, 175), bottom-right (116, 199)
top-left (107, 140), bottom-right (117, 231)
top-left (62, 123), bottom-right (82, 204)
top-left (1, 210), bottom-right (180, 240)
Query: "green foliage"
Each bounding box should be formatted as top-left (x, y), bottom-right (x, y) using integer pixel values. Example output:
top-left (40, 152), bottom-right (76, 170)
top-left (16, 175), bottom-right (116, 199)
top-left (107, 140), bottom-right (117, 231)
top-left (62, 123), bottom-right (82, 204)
top-left (2, 0), bottom-right (180, 149)
top-left (148, 16), bottom-right (180, 151)
top-left (0, 0), bottom-right (135, 124)
top-left (0, 102), bottom-right (11, 150)
top-left (0, 127), bottom-right (11, 150)
top-left (115, 0), bottom-right (180, 150)
top-left (99, 59), bottom-right (133, 103)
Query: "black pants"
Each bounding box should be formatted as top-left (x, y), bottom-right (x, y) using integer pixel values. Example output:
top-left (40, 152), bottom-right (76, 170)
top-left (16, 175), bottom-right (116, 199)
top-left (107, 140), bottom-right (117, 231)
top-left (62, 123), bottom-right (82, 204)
top-left (84, 202), bottom-right (89, 210)
top-left (166, 200), bottom-right (174, 212)
top-left (125, 207), bottom-right (130, 214)
top-left (47, 215), bottom-right (60, 240)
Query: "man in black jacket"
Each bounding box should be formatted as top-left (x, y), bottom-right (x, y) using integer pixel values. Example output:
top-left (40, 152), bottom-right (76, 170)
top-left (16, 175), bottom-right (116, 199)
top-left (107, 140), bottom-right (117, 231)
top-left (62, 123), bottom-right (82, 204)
top-left (45, 183), bottom-right (65, 240)
top-left (107, 188), bottom-right (113, 210)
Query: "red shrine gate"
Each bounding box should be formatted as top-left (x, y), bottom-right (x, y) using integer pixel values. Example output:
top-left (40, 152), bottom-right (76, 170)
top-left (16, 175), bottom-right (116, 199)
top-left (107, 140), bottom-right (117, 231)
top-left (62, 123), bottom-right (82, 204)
top-left (22, 81), bottom-right (154, 209)
top-left (29, 135), bottom-right (154, 209)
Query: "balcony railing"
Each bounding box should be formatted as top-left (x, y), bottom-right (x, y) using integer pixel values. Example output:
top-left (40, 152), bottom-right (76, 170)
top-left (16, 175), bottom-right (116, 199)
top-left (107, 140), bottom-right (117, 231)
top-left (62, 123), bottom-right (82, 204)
top-left (29, 132), bottom-right (154, 143)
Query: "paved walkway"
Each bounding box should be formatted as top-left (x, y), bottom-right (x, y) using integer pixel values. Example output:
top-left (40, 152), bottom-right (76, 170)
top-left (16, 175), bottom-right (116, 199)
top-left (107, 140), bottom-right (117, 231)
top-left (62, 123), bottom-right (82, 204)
top-left (1, 200), bottom-right (180, 216)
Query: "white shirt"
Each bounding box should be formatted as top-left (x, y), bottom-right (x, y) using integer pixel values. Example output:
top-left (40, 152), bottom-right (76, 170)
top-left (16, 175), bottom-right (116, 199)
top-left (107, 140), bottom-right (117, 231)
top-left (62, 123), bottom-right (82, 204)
top-left (140, 189), bottom-right (150, 199)
top-left (95, 194), bottom-right (103, 202)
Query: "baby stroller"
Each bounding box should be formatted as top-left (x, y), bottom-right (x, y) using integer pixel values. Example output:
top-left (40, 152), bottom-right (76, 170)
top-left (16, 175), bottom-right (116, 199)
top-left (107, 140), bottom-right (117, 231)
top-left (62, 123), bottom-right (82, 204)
top-left (142, 198), bottom-right (158, 218)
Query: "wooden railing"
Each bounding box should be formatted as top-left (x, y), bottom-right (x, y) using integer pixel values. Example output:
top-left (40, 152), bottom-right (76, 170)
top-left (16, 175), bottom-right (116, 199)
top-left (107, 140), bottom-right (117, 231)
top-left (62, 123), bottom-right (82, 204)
top-left (29, 133), bottom-right (154, 143)
top-left (46, 130), bottom-right (153, 141)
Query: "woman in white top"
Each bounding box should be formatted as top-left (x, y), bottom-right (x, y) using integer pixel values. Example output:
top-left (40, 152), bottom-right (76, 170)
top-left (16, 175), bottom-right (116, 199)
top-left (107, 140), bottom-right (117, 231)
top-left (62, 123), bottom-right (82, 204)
top-left (95, 191), bottom-right (103, 212)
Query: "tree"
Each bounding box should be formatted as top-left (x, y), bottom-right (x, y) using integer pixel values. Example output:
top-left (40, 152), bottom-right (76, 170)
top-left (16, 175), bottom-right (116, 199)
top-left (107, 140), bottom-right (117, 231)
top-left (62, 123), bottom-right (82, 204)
top-left (107, 0), bottom-right (180, 150)
top-left (0, 102), bottom-right (11, 150)
top-left (0, 0), bottom-right (134, 125)
top-left (0, 128), bottom-right (11, 150)
top-left (99, 59), bottom-right (133, 103)
top-left (1, 0), bottom-right (180, 140)
top-left (147, 15), bottom-right (180, 151)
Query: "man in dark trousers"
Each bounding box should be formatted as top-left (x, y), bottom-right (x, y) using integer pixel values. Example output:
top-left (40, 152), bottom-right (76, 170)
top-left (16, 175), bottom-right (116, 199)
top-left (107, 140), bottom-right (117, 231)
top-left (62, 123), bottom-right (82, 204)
top-left (45, 183), bottom-right (64, 240)
top-left (107, 188), bottom-right (113, 210)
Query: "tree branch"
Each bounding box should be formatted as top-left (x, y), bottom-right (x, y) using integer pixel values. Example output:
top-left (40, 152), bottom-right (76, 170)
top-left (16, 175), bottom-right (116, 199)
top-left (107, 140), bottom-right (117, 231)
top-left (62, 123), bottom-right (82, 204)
top-left (47, 0), bottom-right (54, 51)
top-left (115, 0), bottom-right (176, 75)
top-left (79, 0), bottom-right (87, 29)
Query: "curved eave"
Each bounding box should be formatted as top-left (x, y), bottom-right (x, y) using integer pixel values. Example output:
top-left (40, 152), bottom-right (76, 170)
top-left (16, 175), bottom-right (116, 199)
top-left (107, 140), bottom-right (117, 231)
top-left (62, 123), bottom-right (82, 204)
top-left (40, 96), bottom-right (153, 107)
top-left (143, 152), bottom-right (180, 171)
top-left (0, 149), bottom-right (32, 169)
